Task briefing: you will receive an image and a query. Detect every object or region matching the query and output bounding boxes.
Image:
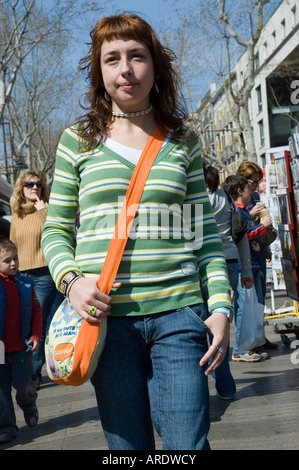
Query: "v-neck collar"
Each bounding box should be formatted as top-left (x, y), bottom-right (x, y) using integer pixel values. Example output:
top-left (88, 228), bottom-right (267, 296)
top-left (98, 131), bottom-right (175, 171)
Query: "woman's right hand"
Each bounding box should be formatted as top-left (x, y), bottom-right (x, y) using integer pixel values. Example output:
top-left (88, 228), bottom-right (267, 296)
top-left (250, 203), bottom-right (262, 218)
top-left (34, 195), bottom-right (49, 211)
top-left (68, 276), bottom-right (122, 324)
top-left (260, 215), bottom-right (272, 227)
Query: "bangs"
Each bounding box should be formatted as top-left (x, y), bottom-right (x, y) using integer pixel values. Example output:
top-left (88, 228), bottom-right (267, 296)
top-left (92, 14), bottom-right (153, 49)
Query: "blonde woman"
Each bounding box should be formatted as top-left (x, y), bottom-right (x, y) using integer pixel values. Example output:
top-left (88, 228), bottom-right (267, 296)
top-left (10, 171), bottom-right (63, 387)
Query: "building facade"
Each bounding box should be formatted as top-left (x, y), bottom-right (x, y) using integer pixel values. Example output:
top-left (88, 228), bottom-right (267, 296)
top-left (195, 0), bottom-right (299, 172)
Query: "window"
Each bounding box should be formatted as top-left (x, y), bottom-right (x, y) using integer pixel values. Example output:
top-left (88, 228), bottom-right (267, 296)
top-left (255, 52), bottom-right (260, 70)
top-left (264, 41), bottom-right (268, 60)
top-left (256, 86), bottom-right (262, 113)
top-left (291, 6), bottom-right (296, 27)
top-left (281, 19), bottom-right (286, 39)
top-left (258, 120), bottom-right (265, 147)
top-left (220, 131), bottom-right (226, 150)
top-left (215, 135), bottom-right (221, 153)
top-left (272, 31), bottom-right (276, 50)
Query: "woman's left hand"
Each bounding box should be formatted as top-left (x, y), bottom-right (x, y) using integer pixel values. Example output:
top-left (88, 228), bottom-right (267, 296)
top-left (200, 312), bottom-right (230, 376)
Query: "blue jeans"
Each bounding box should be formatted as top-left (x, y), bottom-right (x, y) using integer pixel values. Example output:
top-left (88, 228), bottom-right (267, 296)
top-left (233, 268), bottom-right (263, 354)
top-left (0, 350), bottom-right (37, 436)
top-left (259, 250), bottom-right (267, 303)
top-left (21, 267), bottom-right (63, 376)
top-left (91, 304), bottom-right (210, 450)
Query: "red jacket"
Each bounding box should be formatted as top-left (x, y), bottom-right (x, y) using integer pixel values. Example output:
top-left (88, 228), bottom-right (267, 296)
top-left (0, 273), bottom-right (42, 352)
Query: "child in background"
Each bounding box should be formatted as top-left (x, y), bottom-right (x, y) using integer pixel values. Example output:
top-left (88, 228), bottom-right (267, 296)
top-left (0, 238), bottom-right (42, 445)
top-left (222, 175), bottom-right (272, 304)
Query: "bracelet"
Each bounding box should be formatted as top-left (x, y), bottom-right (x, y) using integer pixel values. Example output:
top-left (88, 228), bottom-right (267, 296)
top-left (58, 271), bottom-right (83, 296)
top-left (65, 275), bottom-right (82, 298)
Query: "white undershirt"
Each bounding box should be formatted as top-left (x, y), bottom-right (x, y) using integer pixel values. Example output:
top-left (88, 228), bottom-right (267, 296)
top-left (105, 134), bottom-right (170, 165)
top-left (105, 138), bottom-right (143, 165)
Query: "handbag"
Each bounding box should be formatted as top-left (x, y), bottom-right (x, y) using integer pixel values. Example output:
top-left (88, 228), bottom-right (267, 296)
top-left (45, 125), bottom-right (167, 386)
top-left (237, 286), bottom-right (266, 352)
top-left (224, 190), bottom-right (248, 244)
top-left (257, 224), bottom-right (277, 249)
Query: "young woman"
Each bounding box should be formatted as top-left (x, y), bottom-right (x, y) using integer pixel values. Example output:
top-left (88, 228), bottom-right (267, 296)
top-left (10, 171), bottom-right (62, 386)
top-left (41, 13), bottom-right (232, 450)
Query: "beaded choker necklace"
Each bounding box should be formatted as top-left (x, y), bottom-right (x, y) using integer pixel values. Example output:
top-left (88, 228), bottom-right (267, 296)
top-left (112, 104), bottom-right (153, 118)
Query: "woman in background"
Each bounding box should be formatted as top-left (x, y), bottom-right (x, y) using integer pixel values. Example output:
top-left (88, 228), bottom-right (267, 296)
top-left (10, 171), bottom-right (63, 387)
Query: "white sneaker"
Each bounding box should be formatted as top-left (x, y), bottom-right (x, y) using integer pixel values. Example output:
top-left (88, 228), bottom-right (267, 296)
top-left (232, 352), bottom-right (262, 362)
top-left (254, 350), bottom-right (270, 360)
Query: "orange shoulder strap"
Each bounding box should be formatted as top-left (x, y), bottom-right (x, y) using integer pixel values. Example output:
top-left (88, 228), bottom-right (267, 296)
top-left (97, 125), bottom-right (168, 295)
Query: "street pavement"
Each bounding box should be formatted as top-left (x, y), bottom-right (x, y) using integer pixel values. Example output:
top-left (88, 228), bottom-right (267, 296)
top-left (1, 289), bottom-right (299, 451)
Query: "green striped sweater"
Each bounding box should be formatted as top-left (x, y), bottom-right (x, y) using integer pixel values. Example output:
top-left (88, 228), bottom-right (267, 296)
top-left (41, 125), bottom-right (232, 316)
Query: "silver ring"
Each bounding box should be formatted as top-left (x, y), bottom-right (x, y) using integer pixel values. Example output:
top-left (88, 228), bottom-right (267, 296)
top-left (218, 347), bottom-right (224, 354)
top-left (211, 344), bottom-right (219, 350)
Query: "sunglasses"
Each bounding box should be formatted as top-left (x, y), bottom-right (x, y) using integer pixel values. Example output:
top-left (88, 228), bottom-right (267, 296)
top-left (24, 181), bottom-right (43, 189)
top-left (246, 178), bottom-right (262, 185)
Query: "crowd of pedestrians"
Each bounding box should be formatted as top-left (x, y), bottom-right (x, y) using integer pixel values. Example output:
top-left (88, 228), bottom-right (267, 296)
top-left (205, 163), bottom-right (278, 371)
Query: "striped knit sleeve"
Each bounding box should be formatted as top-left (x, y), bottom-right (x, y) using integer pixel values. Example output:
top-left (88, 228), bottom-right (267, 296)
top-left (41, 127), bottom-right (81, 287)
top-left (246, 224), bottom-right (266, 240)
top-left (236, 206), bottom-right (267, 240)
top-left (185, 137), bottom-right (232, 312)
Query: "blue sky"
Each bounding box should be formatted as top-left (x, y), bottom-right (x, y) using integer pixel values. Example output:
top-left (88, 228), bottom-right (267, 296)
top-left (90, 0), bottom-right (173, 29)
top-left (79, 0), bottom-right (181, 49)
top-left (72, 0), bottom-right (197, 110)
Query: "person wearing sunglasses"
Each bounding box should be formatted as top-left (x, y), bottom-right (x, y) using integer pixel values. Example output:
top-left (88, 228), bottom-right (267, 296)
top-left (9, 171), bottom-right (63, 388)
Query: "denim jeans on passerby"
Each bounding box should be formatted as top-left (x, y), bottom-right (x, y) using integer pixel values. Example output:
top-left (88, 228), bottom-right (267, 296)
top-left (259, 250), bottom-right (267, 303)
top-left (210, 260), bottom-right (238, 397)
top-left (91, 304), bottom-right (211, 450)
top-left (0, 350), bottom-right (37, 436)
top-left (233, 268), bottom-right (263, 354)
top-left (20, 267), bottom-right (63, 376)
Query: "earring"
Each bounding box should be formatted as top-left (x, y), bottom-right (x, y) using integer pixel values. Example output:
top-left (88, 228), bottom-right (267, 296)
top-left (104, 91), bottom-right (110, 101)
top-left (155, 82), bottom-right (159, 94)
